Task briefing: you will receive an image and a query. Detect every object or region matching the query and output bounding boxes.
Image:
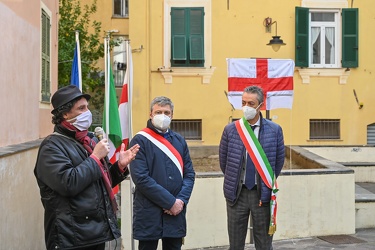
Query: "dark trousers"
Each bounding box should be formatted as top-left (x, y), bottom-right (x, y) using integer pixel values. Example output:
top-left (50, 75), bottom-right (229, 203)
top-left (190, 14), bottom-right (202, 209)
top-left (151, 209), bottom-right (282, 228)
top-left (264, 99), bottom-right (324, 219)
top-left (138, 238), bottom-right (182, 250)
top-left (227, 187), bottom-right (273, 250)
top-left (75, 242), bottom-right (105, 250)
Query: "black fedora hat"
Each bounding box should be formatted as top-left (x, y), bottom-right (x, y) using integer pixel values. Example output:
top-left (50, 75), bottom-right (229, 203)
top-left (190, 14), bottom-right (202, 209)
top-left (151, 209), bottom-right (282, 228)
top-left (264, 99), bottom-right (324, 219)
top-left (51, 85), bottom-right (91, 114)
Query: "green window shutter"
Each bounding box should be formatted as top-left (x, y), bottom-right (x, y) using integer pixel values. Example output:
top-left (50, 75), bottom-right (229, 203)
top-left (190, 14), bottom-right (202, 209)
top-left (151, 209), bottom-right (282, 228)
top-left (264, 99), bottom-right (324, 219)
top-left (41, 10), bottom-right (51, 102)
top-left (173, 35), bottom-right (187, 60)
top-left (295, 7), bottom-right (309, 67)
top-left (190, 35), bottom-right (204, 60)
top-left (171, 8), bottom-right (187, 61)
top-left (189, 8), bottom-right (204, 60)
top-left (342, 8), bottom-right (358, 68)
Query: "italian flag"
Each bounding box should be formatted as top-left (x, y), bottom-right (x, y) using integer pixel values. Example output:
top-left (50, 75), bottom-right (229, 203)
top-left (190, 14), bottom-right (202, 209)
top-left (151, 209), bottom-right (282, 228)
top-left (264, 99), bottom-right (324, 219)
top-left (103, 39), bottom-right (133, 194)
top-left (103, 37), bottom-right (122, 164)
top-left (227, 58), bottom-right (295, 110)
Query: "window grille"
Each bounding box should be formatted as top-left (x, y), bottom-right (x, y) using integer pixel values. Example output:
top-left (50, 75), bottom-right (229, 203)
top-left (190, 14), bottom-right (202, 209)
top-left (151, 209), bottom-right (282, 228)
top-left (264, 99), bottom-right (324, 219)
top-left (309, 119), bottom-right (340, 139)
top-left (170, 119), bottom-right (202, 140)
top-left (367, 123), bottom-right (375, 145)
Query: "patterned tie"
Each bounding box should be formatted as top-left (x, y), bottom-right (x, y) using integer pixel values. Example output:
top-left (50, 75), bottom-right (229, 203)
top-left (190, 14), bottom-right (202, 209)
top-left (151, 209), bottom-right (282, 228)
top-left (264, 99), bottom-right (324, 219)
top-left (244, 125), bottom-right (256, 189)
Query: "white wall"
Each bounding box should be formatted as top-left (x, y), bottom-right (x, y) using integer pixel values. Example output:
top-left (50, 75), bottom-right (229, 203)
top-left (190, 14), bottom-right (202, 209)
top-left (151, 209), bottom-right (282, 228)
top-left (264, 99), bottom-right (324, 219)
top-left (121, 170), bottom-right (355, 249)
top-left (276, 173), bottom-right (355, 239)
top-left (304, 147), bottom-right (375, 163)
top-left (355, 202), bottom-right (375, 229)
top-left (349, 166), bottom-right (375, 182)
top-left (0, 146), bottom-right (45, 250)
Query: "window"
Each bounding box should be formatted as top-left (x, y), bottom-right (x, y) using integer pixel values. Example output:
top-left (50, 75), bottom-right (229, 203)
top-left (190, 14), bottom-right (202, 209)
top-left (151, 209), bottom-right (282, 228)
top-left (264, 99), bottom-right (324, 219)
top-left (41, 9), bottom-right (51, 102)
top-left (295, 7), bottom-right (358, 68)
top-left (113, 36), bottom-right (128, 87)
top-left (310, 11), bottom-right (339, 67)
top-left (171, 8), bottom-right (204, 67)
top-left (162, 0), bottom-right (214, 84)
top-left (114, 0), bottom-right (128, 17)
top-left (309, 119), bottom-right (340, 139)
top-left (367, 123), bottom-right (375, 145)
top-left (170, 119), bottom-right (202, 140)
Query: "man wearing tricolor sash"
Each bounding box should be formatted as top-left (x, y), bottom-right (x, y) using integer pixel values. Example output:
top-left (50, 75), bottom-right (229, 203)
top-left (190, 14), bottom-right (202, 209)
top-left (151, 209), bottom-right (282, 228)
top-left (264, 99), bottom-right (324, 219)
top-left (219, 86), bottom-right (285, 250)
top-left (129, 96), bottom-right (195, 250)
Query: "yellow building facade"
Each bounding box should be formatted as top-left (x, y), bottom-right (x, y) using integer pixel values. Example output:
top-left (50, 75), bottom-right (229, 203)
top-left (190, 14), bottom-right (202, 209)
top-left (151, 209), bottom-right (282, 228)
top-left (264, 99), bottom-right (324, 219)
top-left (91, 0), bottom-right (375, 146)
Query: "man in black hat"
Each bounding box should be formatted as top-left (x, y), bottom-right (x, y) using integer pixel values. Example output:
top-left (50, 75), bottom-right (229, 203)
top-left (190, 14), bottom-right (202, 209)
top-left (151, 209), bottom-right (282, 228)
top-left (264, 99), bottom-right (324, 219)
top-left (34, 85), bottom-right (140, 250)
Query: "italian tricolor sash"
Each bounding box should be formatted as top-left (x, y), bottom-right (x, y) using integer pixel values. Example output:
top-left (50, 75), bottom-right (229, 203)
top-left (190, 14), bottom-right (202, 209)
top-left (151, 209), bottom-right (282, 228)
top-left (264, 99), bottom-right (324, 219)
top-left (235, 117), bottom-right (279, 235)
top-left (137, 128), bottom-right (183, 178)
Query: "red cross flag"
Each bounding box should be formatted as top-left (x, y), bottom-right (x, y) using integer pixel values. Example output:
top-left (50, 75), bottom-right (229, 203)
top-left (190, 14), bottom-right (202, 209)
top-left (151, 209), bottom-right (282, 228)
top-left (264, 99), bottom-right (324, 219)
top-left (227, 58), bottom-right (295, 110)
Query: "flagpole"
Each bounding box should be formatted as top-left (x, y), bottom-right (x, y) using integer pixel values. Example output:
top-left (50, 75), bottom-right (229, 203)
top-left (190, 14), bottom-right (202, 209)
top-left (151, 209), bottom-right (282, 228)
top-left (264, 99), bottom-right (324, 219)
top-left (127, 40), bottom-right (133, 142)
top-left (106, 36), bottom-right (110, 138)
top-left (75, 31), bottom-right (82, 91)
top-left (104, 36), bottom-right (110, 138)
top-left (70, 30), bottom-right (82, 91)
top-left (126, 40), bottom-right (136, 250)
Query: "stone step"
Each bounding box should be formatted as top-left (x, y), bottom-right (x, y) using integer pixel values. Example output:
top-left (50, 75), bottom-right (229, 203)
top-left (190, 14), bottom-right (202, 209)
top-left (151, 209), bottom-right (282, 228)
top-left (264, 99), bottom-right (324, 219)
top-left (355, 183), bottom-right (375, 229)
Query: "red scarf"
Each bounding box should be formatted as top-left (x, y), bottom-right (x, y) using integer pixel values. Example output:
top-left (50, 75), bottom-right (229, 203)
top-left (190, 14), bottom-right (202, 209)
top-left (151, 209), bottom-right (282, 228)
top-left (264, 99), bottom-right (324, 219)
top-left (61, 121), bottom-right (118, 213)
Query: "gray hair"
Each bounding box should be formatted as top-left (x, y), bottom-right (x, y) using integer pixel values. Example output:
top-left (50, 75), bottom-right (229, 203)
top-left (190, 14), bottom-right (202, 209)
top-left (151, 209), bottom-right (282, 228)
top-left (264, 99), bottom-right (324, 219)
top-left (243, 86), bottom-right (264, 104)
top-left (150, 96), bottom-right (174, 112)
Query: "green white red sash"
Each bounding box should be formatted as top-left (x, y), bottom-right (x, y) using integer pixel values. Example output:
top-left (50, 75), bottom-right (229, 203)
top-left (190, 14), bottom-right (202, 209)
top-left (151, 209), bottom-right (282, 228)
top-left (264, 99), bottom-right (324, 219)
top-left (137, 128), bottom-right (183, 178)
top-left (235, 117), bottom-right (279, 235)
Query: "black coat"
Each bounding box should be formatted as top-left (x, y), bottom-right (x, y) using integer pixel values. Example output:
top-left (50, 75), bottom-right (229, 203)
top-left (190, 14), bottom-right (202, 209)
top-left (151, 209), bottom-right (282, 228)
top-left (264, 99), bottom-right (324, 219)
top-left (34, 125), bottom-right (128, 249)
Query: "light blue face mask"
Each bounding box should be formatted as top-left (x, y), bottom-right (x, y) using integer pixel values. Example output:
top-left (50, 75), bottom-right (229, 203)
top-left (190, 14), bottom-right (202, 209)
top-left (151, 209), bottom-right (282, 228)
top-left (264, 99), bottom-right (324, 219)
top-left (67, 110), bottom-right (92, 131)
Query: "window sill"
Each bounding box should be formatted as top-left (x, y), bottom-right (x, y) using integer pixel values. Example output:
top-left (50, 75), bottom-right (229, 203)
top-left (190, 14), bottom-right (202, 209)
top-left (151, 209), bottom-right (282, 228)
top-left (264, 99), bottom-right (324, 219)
top-left (307, 139), bottom-right (343, 142)
top-left (186, 140), bottom-right (205, 146)
top-left (297, 68), bottom-right (351, 84)
top-left (112, 15), bottom-right (129, 19)
top-left (161, 67), bottom-right (216, 84)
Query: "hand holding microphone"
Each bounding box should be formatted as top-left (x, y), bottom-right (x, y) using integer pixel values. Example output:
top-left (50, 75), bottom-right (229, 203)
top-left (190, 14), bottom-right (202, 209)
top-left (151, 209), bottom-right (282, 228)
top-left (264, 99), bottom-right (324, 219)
top-left (92, 127), bottom-right (110, 160)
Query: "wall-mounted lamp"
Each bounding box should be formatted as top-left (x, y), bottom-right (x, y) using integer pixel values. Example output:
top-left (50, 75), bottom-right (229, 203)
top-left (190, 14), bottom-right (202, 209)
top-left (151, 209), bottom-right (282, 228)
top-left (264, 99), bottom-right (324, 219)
top-left (264, 17), bottom-right (286, 52)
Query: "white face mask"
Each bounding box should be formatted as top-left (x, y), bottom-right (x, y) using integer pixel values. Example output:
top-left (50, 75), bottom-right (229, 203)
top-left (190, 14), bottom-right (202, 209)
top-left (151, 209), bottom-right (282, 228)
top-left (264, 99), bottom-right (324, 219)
top-left (152, 114), bottom-right (171, 131)
top-left (242, 103), bottom-right (261, 120)
top-left (67, 110), bottom-right (92, 131)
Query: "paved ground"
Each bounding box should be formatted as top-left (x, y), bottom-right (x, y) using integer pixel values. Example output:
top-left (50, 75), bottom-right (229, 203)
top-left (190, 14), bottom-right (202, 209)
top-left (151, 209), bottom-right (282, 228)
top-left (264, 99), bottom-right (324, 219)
top-left (106, 227), bottom-right (375, 250)
top-left (108, 228), bottom-right (375, 250)
top-left (196, 228), bottom-right (375, 250)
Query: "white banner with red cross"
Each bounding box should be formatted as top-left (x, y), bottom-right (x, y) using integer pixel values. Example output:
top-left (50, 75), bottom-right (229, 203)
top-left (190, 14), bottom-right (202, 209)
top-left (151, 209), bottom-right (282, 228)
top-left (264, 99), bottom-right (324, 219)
top-left (227, 58), bottom-right (295, 110)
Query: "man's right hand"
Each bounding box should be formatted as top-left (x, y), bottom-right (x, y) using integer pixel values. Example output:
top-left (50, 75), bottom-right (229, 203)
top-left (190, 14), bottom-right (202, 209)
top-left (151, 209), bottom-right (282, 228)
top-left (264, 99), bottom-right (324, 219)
top-left (92, 139), bottom-right (110, 160)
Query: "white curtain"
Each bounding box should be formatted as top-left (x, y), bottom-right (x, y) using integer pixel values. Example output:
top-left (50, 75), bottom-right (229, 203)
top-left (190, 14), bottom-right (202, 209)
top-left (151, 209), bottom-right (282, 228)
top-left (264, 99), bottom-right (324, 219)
top-left (311, 27), bottom-right (320, 64)
top-left (325, 27), bottom-right (335, 64)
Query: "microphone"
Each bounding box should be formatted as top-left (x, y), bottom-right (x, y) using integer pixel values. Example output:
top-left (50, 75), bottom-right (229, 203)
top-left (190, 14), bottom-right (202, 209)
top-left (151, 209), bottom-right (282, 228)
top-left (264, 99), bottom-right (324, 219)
top-left (94, 127), bottom-right (110, 163)
top-left (94, 127), bottom-right (104, 140)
